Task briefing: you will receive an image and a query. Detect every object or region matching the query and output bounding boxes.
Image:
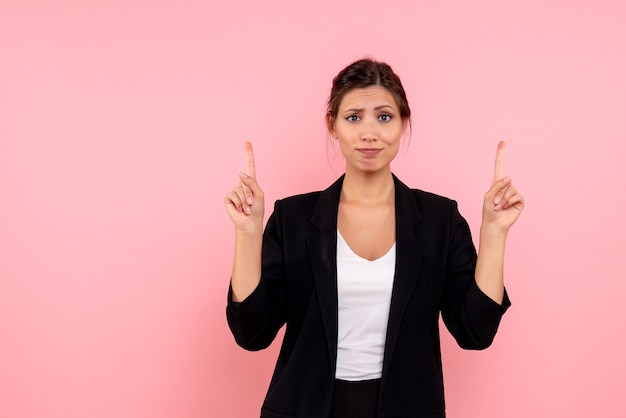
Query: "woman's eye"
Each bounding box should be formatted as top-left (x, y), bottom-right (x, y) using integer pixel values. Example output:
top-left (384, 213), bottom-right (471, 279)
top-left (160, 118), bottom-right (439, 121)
top-left (379, 114), bottom-right (392, 122)
top-left (346, 115), bottom-right (360, 122)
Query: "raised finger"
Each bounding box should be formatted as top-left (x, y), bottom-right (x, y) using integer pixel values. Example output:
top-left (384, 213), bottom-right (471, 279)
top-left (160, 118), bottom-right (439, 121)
top-left (493, 141), bottom-right (505, 181)
top-left (245, 141), bottom-right (256, 178)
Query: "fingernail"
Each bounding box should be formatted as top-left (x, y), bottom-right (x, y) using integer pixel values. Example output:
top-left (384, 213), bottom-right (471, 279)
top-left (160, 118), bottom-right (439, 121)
top-left (503, 176), bottom-right (512, 183)
top-left (246, 197), bottom-right (253, 205)
top-left (239, 172), bottom-right (248, 179)
top-left (494, 196), bottom-right (502, 205)
top-left (244, 206), bottom-right (252, 215)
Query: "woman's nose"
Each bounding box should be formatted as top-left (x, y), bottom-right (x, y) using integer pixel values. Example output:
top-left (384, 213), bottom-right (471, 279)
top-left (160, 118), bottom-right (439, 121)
top-left (360, 120), bottom-right (378, 141)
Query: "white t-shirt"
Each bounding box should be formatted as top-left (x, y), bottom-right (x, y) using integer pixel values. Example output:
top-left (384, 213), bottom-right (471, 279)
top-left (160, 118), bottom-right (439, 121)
top-left (335, 230), bottom-right (396, 381)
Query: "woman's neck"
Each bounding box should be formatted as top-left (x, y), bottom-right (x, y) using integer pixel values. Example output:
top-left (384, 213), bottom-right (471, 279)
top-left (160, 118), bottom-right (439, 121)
top-left (341, 168), bottom-right (395, 205)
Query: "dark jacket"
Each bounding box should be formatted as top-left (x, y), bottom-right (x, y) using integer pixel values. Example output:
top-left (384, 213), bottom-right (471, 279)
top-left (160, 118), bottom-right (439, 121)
top-left (227, 175), bottom-right (510, 418)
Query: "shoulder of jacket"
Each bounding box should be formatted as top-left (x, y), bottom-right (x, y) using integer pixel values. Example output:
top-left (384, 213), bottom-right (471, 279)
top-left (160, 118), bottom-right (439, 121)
top-left (276, 190), bottom-right (324, 207)
top-left (270, 191), bottom-right (325, 220)
top-left (410, 188), bottom-right (455, 205)
top-left (393, 174), bottom-right (455, 208)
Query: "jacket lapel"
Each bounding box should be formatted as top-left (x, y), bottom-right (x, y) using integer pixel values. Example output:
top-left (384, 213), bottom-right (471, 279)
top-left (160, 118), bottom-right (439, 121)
top-left (381, 175), bottom-right (424, 381)
top-left (305, 175), bottom-right (344, 371)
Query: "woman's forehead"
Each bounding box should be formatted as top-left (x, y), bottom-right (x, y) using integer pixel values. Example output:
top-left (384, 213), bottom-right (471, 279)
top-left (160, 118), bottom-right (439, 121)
top-left (339, 86), bottom-right (398, 109)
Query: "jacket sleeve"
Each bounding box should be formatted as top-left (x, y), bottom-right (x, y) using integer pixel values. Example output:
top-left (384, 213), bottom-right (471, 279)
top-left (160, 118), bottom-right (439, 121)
top-left (226, 201), bottom-right (287, 351)
top-left (440, 201), bottom-right (511, 350)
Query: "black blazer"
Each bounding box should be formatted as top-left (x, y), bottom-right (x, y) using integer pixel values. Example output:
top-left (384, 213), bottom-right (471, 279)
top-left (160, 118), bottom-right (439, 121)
top-left (227, 175), bottom-right (510, 418)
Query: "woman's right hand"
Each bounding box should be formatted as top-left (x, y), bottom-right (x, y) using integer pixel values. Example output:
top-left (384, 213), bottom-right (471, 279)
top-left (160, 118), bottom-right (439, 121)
top-left (224, 142), bottom-right (265, 235)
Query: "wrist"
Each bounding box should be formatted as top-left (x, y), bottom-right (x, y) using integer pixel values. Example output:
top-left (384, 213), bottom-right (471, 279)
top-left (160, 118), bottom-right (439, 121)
top-left (480, 222), bottom-right (509, 240)
top-left (234, 222), bottom-right (263, 239)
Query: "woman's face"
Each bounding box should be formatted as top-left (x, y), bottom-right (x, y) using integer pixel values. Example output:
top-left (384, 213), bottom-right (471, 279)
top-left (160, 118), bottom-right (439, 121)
top-left (328, 86), bottom-right (407, 176)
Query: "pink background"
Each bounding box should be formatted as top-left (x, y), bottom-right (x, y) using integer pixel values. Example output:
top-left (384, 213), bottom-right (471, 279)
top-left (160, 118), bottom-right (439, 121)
top-left (1, 1), bottom-right (625, 417)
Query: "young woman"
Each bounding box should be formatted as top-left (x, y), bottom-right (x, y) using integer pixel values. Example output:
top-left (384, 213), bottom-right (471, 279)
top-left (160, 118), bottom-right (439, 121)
top-left (224, 59), bottom-right (524, 418)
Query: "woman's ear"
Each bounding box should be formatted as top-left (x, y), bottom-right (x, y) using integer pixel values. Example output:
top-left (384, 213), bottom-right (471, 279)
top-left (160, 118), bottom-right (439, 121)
top-left (326, 112), bottom-right (337, 139)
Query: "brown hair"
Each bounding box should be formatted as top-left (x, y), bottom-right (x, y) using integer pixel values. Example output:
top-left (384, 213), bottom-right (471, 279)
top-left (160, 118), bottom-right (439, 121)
top-left (327, 58), bottom-right (412, 130)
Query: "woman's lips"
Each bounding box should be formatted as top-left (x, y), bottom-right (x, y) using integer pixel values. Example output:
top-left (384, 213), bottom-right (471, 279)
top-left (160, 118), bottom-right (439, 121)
top-left (357, 148), bottom-right (382, 155)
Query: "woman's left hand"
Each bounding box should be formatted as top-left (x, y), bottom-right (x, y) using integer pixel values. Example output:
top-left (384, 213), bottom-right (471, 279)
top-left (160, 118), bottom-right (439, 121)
top-left (482, 141), bottom-right (525, 234)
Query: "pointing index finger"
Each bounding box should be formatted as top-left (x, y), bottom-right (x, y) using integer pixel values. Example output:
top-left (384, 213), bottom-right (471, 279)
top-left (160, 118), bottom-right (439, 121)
top-left (493, 141), bottom-right (505, 181)
top-left (244, 141), bottom-right (256, 178)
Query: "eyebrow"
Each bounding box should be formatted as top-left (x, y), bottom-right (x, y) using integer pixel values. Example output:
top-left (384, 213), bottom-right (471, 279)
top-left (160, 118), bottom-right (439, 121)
top-left (342, 105), bottom-right (396, 114)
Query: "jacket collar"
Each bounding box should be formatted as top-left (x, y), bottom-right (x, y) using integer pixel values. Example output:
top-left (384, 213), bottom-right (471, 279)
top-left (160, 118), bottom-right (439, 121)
top-left (310, 173), bottom-right (423, 229)
top-left (305, 174), bottom-right (425, 380)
